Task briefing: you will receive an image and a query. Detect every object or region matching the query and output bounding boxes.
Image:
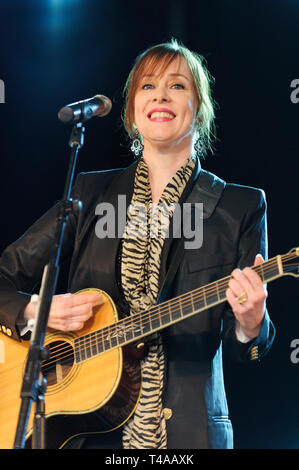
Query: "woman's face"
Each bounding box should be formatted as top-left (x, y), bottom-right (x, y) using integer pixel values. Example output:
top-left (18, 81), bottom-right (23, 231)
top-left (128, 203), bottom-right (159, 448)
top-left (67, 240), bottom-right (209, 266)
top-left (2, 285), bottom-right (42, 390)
top-left (133, 57), bottom-right (198, 152)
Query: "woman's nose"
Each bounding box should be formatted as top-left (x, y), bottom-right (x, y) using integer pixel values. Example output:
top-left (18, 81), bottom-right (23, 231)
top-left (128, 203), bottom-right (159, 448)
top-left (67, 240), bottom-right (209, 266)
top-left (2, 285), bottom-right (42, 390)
top-left (152, 86), bottom-right (170, 102)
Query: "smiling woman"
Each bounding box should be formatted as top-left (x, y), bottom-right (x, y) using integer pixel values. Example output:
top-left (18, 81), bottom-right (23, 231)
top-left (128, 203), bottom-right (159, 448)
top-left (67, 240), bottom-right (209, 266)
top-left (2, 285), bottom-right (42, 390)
top-left (122, 38), bottom-right (216, 159)
top-left (0, 38), bottom-right (274, 450)
top-left (133, 58), bottom-right (197, 159)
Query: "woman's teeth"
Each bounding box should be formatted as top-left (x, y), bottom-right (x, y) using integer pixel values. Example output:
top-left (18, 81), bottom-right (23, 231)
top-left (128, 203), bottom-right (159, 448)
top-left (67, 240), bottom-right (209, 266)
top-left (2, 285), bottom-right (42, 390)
top-left (149, 112), bottom-right (175, 119)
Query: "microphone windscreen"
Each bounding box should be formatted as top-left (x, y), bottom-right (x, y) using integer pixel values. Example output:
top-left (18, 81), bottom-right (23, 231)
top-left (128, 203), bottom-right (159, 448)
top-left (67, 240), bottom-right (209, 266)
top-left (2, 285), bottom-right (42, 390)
top-left (58, 106), bottom-right (74, 123)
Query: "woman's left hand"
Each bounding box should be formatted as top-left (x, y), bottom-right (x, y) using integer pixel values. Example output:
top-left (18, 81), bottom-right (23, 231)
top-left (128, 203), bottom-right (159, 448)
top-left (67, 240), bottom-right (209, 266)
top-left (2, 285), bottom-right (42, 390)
top-left (226, 254), bottom-right (268, 339)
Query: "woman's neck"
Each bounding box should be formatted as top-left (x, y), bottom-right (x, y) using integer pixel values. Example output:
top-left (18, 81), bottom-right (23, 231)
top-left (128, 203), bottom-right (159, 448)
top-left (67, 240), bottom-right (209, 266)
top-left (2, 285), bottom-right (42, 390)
top-left (142, 147), bottom-right (197, 203)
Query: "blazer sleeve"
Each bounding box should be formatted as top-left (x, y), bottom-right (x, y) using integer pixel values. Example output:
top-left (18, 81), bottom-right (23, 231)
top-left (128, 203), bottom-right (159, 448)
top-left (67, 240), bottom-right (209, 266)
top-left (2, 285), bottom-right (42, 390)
top-left (0, 175), bottom-right (83, 341)
top-left (221, 187), bottom-right (275, 362)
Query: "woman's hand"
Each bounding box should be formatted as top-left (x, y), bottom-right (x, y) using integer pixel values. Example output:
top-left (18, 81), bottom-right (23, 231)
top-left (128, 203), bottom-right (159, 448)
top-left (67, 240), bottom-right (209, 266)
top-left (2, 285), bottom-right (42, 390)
top-left (226, 254), bottom-right (267, 339)
top-left (21, 291), bottom-right (103, 332)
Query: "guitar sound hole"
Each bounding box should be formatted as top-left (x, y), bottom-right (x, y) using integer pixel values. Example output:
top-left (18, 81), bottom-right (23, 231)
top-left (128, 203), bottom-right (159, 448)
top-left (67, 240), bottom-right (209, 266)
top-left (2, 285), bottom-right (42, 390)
top-left (41, 340), bottom-right (74, 386)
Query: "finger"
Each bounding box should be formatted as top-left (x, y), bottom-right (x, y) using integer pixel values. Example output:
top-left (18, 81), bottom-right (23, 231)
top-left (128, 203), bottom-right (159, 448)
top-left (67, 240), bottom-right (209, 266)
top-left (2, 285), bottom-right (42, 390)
top-left (242, 266), bottom-right (266, 293)
top-left (68, 321), bottom-right (85, 331)
top-left (228, 277), bottom-right (247, 298)
top-left (51, 293), bottom-right (102, 312)
top-left (230, 268), bottom-right (255, 299)
top-left (226, 288), bottom-right (245, 313)
top-left (254, 254), bottom-right (264, 266)
top-left (242, 254), bottom-right (264, 285)
top-left (241, 253), bottom-right (266, 289)
top-left (231, 265), bottom-right (266, 299)
top-left (52, 292), bottom-right (101, 304)
top-left (48, 317), bottom-right (84, 331)
top-left (68, 303), bottom-right (95, 320)
top-left (52, 301), bottom-right (97, 323)
top-left (48, 306), bottom-right (91, 329)
top-left (72, 292), bottom-right (103, 307)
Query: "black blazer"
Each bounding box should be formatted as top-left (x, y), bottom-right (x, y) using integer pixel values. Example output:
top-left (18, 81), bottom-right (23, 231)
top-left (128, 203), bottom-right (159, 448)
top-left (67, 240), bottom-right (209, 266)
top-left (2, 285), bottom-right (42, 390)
top-left (0, 159), bottom-right (275, 449)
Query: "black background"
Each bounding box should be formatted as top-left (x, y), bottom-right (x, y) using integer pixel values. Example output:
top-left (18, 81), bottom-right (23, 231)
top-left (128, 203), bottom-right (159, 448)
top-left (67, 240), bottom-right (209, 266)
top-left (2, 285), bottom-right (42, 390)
top-left (0, 0), bottom-right (299, 449)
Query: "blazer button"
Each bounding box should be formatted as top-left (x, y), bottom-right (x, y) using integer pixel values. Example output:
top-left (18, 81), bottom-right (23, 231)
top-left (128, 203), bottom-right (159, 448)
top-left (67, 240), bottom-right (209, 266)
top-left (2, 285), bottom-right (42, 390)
top-left (163, 408), bottom-right (173, 420)
top-left (250, 345), bottom-right (259, 360)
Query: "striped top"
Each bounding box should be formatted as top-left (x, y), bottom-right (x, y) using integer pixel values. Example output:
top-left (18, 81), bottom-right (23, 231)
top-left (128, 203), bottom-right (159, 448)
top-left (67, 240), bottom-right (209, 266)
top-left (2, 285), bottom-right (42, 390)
top-left (121, 156), bottom-right (195, 449)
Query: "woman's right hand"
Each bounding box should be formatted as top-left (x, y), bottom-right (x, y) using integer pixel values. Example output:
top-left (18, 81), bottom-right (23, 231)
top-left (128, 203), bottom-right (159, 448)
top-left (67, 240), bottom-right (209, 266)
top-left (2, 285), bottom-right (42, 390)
top-left (20, 291), bottom-right (103, 332)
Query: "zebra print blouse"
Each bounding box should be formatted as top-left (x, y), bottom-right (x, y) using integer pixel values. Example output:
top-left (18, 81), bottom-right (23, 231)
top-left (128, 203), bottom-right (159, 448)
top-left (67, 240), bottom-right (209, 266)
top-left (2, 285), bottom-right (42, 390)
top-left (121, 156), bottom-right (195, 449)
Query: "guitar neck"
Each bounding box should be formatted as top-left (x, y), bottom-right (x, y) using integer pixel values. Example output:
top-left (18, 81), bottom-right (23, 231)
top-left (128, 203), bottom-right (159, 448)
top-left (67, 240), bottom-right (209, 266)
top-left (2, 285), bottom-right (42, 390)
top-left (74, 255), bottom-right (284, 363)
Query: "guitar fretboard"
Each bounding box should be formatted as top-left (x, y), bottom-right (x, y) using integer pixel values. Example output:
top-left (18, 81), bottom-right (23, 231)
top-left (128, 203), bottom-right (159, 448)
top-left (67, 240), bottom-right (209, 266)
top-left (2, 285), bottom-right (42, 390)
top-left (74, 255), bottom-right (284, 363)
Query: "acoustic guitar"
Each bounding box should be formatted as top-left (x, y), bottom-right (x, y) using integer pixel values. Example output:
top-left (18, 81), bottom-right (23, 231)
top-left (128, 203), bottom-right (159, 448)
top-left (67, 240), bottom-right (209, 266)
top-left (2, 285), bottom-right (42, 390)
top-left (0, 248), bottom-right (298, 449)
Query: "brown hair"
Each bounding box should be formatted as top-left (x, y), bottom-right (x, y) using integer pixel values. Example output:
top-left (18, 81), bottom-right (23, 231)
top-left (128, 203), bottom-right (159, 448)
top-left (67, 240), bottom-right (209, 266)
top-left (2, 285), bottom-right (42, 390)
top-left (122, 38), bottom-right (216, 156)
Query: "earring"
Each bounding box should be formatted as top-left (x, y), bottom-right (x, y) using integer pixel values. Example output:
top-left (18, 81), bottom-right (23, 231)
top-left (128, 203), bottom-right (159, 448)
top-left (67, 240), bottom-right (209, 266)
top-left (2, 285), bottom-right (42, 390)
top-left (193, 135), bottom-right (206, 159)
top-left (130, 128), bottom-right (144, 158)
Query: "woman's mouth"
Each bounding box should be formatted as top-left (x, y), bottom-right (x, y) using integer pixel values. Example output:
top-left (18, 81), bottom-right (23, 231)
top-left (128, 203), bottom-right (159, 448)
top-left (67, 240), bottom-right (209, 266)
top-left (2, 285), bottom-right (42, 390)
top-left (147, 109), bottom-right (176, 121)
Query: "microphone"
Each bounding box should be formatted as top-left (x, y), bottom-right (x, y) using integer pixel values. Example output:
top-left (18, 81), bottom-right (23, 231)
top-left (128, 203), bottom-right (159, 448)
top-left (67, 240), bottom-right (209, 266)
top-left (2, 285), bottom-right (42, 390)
top-left (58, 94), bottom-right (112, 123)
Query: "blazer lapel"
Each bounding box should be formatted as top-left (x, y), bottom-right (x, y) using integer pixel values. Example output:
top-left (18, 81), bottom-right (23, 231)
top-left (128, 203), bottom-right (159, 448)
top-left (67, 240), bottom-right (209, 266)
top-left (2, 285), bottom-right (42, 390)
top-left (158, 167), bottom-right (226, 303)
top-left (93, 161), bottom-right (138, 301)
top-left (72, 161), bottom-right (138, 303)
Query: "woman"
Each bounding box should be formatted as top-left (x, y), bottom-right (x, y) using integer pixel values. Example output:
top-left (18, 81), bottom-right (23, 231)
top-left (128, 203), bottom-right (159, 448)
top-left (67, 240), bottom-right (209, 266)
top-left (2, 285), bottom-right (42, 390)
top-left (0, 39), bottom-right (274, 449)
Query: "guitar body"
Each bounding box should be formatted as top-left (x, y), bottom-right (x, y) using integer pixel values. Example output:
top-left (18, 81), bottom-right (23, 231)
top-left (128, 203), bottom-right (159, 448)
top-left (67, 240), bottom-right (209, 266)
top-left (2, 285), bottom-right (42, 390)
top-left (0, 290), bottom-right (142, 449)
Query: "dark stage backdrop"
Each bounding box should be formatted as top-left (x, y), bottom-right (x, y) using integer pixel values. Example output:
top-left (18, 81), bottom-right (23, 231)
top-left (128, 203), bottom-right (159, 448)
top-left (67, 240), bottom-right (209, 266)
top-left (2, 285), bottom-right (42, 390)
top-left (0, 0), bottom-right (298, 449)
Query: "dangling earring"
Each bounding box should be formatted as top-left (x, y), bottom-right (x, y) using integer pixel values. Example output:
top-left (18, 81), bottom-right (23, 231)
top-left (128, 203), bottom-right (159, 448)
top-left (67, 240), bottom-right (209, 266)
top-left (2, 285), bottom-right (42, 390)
top-left (193, 135), bottom-right (206, 159)
top-left (130, 128), bottom-right (144, 158)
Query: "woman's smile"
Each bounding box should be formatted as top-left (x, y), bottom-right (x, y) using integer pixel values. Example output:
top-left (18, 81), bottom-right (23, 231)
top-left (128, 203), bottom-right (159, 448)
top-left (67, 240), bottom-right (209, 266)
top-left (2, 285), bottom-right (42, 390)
top-left (147, 107), bottom-right (176, 121)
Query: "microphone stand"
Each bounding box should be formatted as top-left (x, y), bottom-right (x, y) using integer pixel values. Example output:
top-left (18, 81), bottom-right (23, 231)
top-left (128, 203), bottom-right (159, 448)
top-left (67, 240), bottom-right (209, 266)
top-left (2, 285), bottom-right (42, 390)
top-left (13, 122), bottom-right (85, 449)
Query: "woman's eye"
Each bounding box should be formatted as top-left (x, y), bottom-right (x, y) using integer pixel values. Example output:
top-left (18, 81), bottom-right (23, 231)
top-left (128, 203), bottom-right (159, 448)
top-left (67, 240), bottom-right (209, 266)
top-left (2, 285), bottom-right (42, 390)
top-left (171, 83), bottom-right (184, 89)
top-left (141, 83), bottom-right (184, 90)
top-left (142, 83), bottom-right (154, 90)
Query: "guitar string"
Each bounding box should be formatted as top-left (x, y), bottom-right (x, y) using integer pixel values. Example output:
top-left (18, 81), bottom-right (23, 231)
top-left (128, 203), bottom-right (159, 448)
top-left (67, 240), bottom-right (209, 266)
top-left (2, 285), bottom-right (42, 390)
top-left (40, 256), bottom-right (288, 369)
top-left (0, 252), bottom-right (297, 380)
top-left (74, 253), bottom-right (298, 355)
top-left (41, 255), bottom-right (293, 368)
top-left (33, 255), bottom-right (298, 372)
